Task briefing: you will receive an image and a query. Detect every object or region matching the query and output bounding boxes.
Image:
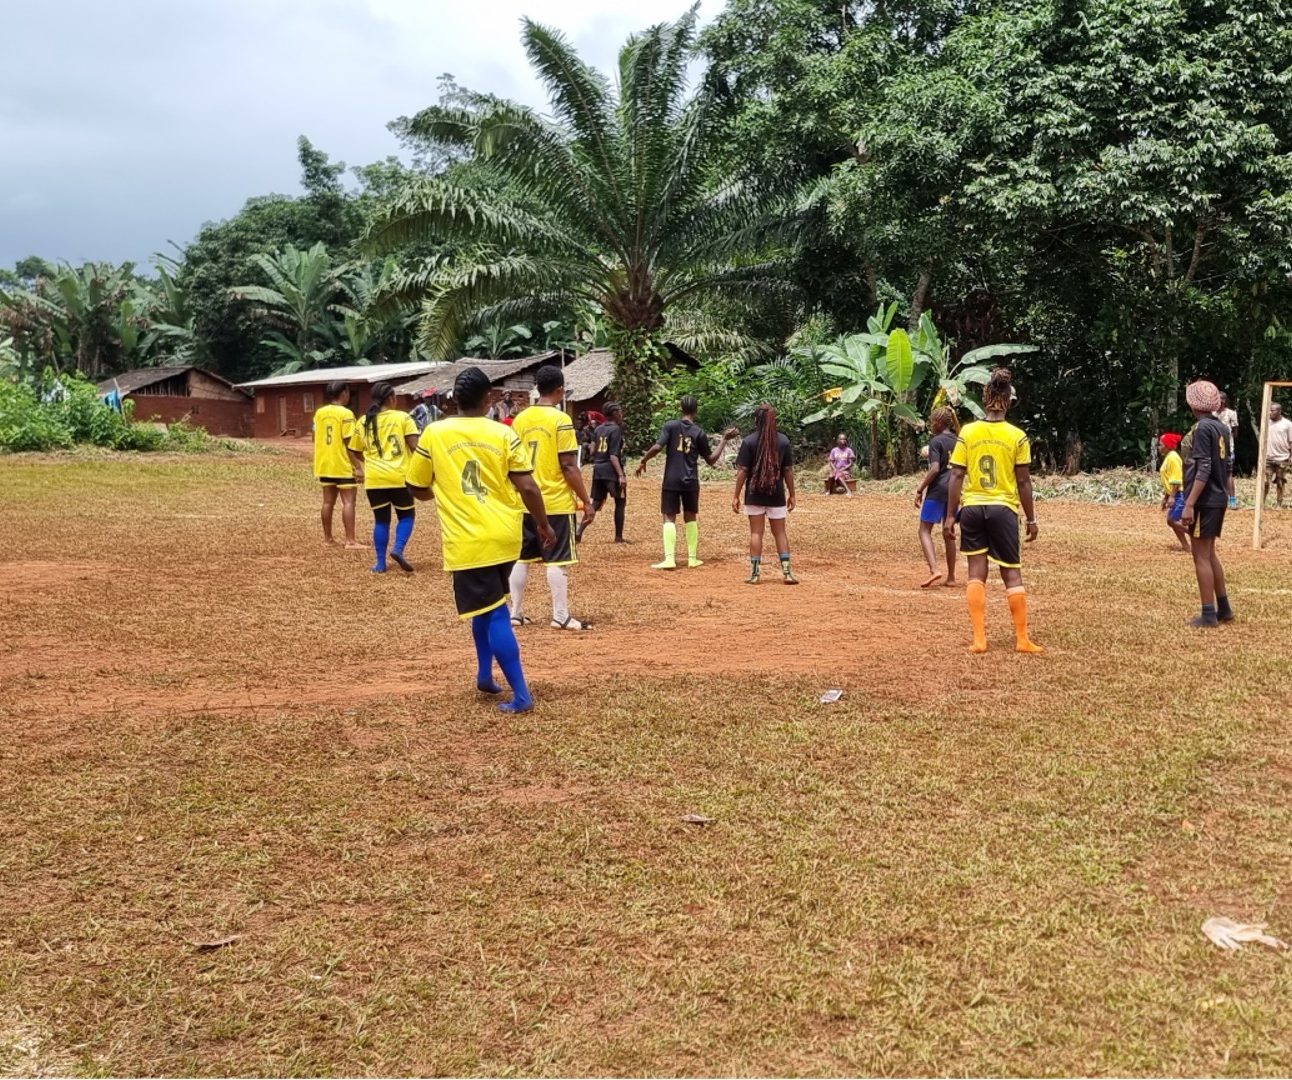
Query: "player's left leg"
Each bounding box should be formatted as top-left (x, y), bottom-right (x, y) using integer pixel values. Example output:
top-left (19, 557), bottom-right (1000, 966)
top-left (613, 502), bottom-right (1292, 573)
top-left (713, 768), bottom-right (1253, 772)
top-left (655, 490), bottom-right (679, 570)
top-left (370, 502), bottom-right (392, 573)
top-left (999, 565), bottom-right (1043, 654)
top-left (612, 482), bottom-right (628, 542)
top-left (321, 484), bottom-right (339, 543)
top-left (683, 508), bottom-right (701, 568)
top-left (340, 487), bottom-right (362, 548)
top-left (390, 500), bottom-right (416, 573)
top-left (918, 520), bottom-right (939, 586)
top-left (746, 511), bottom-right (766, 583)
top-left (1189, 533), bottom-right (1219, 626)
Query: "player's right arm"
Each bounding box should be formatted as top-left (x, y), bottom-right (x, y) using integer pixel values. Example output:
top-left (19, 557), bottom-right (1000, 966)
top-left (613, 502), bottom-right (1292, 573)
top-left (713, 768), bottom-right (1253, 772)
top-left (914, 459), bottom-right (940, 506)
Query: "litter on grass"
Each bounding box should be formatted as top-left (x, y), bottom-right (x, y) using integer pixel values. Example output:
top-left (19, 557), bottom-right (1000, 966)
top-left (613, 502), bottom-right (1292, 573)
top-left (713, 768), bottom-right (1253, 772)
top-left (1201, 917), bottom-right (1288, 952)
top-left (190, 934), bottom-right (242, 952)
top-left (819, 689), bottom-right (844, 704)
top-left (680, 814), bottom-right (714, 826)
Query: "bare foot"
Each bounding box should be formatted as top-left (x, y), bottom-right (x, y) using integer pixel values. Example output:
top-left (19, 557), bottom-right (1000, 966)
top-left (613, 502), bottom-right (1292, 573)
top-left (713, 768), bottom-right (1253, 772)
top-left (920, 572), bottom-right (942, 588)
top-left (1016, 640), bottom-right (1046, 654)
top-left (969, 641), bottom-right (988, 654)
top-left (943, 578), bottom-right (958, 588)
top-left (324, 537), bottom-right (339, 546)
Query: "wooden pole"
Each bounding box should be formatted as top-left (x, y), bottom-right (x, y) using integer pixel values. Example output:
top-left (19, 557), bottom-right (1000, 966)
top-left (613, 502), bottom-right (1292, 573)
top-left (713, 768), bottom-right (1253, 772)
top-left (1252, 381), bottom-right (1275, 549)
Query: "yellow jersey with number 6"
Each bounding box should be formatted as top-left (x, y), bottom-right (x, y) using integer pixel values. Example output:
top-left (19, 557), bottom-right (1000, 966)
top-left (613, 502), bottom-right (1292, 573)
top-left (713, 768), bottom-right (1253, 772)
top-left (950, 419), bottom-right (1031, 512)
top-left (313, 402), bottom-right (356, 479)
top-left (405, 416), bottom-right (531, 571)
top-left (511, 404), bottom-right (578, 513)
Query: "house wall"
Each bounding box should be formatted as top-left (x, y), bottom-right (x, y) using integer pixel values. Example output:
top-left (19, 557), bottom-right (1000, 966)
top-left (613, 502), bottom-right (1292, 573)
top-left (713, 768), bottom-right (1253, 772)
top-left (128, 394), bottom-right (253, 437)
top-left (249, 383), bottom-right (378, 438)
top-left (187, 371), bottom-right (250, 402)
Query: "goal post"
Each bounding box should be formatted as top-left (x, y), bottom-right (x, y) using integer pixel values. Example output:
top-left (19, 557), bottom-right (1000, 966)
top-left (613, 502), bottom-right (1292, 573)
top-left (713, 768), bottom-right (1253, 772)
top-left (1252, 380), bottom-right (1292, 550)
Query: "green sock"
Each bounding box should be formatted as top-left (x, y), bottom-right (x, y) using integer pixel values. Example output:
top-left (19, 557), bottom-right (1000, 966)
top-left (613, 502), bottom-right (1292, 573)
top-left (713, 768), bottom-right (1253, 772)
top-left (685, 520), bottom-right (699, 561)
top-left (661, 521), bottom-right (677, 562)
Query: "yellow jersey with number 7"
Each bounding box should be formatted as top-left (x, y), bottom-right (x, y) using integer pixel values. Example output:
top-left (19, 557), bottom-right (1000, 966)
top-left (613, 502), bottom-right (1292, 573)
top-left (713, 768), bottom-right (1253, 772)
top-left (405, 416), bottom-right (531, 571)
top-left (510, 404), bottom-right (578, 513)
top-left (950, 419), bottom-right (1031, 512)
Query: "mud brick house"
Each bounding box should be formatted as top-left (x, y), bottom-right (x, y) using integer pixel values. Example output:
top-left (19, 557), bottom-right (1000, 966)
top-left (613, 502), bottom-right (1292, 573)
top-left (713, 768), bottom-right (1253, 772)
top-left (98, 367), bottom-right (253, 436)
top-left (237, 362), bottom-right (437, 439)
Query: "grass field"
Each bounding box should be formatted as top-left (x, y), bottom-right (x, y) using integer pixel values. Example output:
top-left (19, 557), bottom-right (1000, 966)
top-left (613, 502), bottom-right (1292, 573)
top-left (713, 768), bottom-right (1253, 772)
top-left (2, 449), bottom-right (1291, 1077)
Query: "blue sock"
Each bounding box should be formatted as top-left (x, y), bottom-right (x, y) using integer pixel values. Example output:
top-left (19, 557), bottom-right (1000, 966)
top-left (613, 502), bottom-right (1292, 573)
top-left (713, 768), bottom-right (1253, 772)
top-left (1200, 602), bottom-right (1218, 625)
top-left (485, 603), bottom-right (532, 712)
top-left (470, 613), bottom-right (502, 694)
top-left (371, 520), bottom-right (390, 572)
top-left (393, 515), bottom-right (414, 555)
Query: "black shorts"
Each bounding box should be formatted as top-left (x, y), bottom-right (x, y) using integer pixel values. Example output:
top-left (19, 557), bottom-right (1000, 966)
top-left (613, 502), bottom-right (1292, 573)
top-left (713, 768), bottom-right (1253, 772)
top-left (366, 485), bottom-right (414, 511)
top-left (590, 476), bottom-right (625, 504)
top-left (452, 562), bottom-right (515, 620)
top-left (318, 475), bottom-right (357, 489)
top-left (520, 512), bottom-right (578, 566)
top-left (959, 504), bottom-right (1022, 568)
top-left (1192, 504), bottom-right (1225, 540)
top-left (661, 488), bottom-right (700, 516)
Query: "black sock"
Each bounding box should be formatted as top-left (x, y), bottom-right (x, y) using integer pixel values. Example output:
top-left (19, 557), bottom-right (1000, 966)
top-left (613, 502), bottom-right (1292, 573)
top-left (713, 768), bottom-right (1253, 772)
top-left (1200, 602), bottom-right (1218, 625)
top-left (1217, 594), bottom-right (1233, 619)
top-left (614, 498), bottom-right (626, 541)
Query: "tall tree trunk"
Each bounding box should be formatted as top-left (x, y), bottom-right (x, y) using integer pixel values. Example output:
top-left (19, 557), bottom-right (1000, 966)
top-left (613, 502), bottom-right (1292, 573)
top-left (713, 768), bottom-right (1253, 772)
top-left (908, 262), bottom-right (933, 332)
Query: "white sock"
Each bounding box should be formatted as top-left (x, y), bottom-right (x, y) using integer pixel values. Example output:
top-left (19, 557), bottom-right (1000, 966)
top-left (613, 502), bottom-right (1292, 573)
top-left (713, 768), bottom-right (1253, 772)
top-left (547, 564), bottom-right (570, 624)
top-left (509, 562), bottom-right (529, 619)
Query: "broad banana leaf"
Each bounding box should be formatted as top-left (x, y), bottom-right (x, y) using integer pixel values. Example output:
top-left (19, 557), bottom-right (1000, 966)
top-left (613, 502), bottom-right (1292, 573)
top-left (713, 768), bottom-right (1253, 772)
top-left (957, 365), bottom-right (992, 385)
top-left (885, 329), bottom-right (915, 395)
top-left (959, 343), bottom-right (1038, 365)
top-left (891, 401), bottom-right (923, 427)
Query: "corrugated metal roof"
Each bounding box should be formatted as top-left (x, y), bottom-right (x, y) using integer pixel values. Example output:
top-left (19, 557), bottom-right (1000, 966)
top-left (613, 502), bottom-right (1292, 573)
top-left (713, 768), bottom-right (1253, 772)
top-left (97, 367), bottom-right (246, 396)
top-left (561, 349), bottom-right (615, 402)
top-left (395, 353), bottom-right (563, 397)
top-left (237, 361), bottom-right (437, 390)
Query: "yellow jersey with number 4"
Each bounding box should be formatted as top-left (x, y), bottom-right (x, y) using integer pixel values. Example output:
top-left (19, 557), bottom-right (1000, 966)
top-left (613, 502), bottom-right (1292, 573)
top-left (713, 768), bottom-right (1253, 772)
top-left (347, 409), bottom-right (419, 489)
top-left (511, 404), bottom-right (578, 513)
top-left (950, 419), bottom-right (1031, 512)
top-left (406, 415), bottom-right (531, 571)
top-left (313, 402), bottom-right (356, 479)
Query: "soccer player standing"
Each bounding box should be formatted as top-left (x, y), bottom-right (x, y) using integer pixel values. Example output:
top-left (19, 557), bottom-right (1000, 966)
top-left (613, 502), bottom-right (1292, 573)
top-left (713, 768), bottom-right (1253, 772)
top-left (578, 404), bottom-right (628, 543)
top-left (914, 406), bottom-right (959, 587)
top-left (635, 395), bottom-right (738, 569)
top-left (407, 367), bottom-right (555, 713)
top-left (943, 369), bottom-right (1043, 654)
top-left (732, 403), bottom-right (798, 585)
top-left (347, 381), bottom-right (419, 574)
top-left (1158, 432), bottom-right (1190, 552)
top-left (508, 365), bottom-right (596, 630)
top-left (313, 380), bottom-right (362, 548)
top-left (1180, 380), bottom-right (1234, 627)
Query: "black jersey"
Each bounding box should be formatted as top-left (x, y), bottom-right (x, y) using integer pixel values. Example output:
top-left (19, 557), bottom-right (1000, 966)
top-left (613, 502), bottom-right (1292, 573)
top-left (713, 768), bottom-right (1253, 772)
top-left (591, 421), bottom-right (624, 480)
top-left (657, 418), bottom-right (711, 491)
top-left (1184, 416), bottom-right (1231, 509)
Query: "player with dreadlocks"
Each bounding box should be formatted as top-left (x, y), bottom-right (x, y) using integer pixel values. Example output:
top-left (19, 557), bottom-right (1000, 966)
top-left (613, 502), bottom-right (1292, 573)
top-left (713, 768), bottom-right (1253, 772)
top-left (732, 403), bottom-right (798, 584)
top-left (347, 381), bottom-right (419, 574)
top-left (914, 405), bottom-right (960, 587)
top-left (944, 368), bottom-right (1043, 653)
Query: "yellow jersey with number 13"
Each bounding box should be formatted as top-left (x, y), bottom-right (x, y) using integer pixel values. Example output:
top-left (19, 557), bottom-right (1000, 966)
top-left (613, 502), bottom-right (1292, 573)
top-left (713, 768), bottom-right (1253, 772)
top-left (405, 415), bottom-right (531, 571)
top-left (313, 402), bottom-right (356, 479)
top-left (511, 404), bottom-right (578, 513)
top-left (950, 419), bottom-right (1031, 512)
top-left (347, 409), bottom-right (419, 488)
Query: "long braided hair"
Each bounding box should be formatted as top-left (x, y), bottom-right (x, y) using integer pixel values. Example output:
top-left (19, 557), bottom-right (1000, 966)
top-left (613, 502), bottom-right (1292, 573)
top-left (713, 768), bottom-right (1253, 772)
top-left (930, 405), bottom-right (958, 433)
top-left (364, 381), bottom-right (396, 447)
top-left (751, 403), bottom-right (782, 492)
top-left (982, 368), bottom-right (1014, 414)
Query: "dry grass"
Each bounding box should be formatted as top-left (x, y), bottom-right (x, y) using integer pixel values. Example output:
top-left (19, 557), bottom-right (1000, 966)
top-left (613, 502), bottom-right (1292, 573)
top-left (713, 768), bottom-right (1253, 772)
top-left (1, 450), bottom-right (1291, 1077)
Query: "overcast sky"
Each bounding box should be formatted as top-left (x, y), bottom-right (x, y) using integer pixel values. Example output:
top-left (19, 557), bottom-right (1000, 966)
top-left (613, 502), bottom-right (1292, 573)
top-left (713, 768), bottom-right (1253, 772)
top-left (0, 0), bottom-right (718, 270)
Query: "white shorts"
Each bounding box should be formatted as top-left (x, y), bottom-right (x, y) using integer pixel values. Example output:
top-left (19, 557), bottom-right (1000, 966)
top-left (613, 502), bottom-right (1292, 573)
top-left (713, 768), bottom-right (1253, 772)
top-left (744, 504), bottom-right (788, 520)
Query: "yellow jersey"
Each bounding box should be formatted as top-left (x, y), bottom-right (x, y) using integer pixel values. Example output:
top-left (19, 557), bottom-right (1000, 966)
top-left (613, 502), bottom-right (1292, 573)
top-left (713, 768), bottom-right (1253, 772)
top-left (405, 415), bottom-right (531, 572)
top-left (511, 404), bottom-right (578, 513)
top-left (1159, 449), bottom-right (1183, 494)
top-left (950, 419), bottom-right (1031, 511)
top-left (313, 402), bottom-right (356, 479)
top-left (348, 409), bottom-right (419, 489)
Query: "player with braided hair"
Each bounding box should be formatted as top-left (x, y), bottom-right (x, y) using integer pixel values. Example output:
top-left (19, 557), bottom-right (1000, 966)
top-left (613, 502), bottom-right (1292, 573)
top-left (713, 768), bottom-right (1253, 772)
top-left (914, 405), bottom-right (960, 587)
top-left (944, 369), bottom-right (1043, 653)
top-left (732, 403), bottom-right (798, 584)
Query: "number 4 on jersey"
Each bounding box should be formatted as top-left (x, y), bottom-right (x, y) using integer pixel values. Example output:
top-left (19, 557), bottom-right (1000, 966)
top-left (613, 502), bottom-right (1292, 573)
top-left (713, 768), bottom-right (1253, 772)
top-left (461, 459), bottom-right (487, 501)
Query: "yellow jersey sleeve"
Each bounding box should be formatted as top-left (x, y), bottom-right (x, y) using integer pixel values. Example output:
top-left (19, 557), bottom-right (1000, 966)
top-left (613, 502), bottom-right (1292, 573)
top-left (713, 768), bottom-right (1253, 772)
top-left (556, 419), bottom-right (577, 456)
top-left (950, 436), bottom-right (968, 469)
top-left (407, 445), bottom-right (433, 489)
top-left (507, 429), bottom-right (531, 474)
top-left (401, 413), bottom-right (419, 442)
top-left (347, 421), bottom-right (368, 454)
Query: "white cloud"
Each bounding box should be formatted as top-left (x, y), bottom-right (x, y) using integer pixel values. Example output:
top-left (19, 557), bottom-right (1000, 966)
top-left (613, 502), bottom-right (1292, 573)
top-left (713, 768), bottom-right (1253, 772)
top-left (0, 0), bottom-right (720, 267)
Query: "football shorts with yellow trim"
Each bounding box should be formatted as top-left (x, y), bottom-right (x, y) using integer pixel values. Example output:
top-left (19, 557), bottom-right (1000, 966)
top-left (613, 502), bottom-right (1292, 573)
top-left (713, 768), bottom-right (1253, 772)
top-left (519, 512), bottom-right (577, 566)
top-left (452, 562), bottom-right (515, 619)
top-left (958, 504), bottom-right (1022, 568)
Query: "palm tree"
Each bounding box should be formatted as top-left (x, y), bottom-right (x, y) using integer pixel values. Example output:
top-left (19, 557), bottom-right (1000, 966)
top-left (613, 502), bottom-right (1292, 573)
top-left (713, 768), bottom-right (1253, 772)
top-left (365, 8), bottom-right (790, 398)
top-left (229, 243), bottom-right (342, 374)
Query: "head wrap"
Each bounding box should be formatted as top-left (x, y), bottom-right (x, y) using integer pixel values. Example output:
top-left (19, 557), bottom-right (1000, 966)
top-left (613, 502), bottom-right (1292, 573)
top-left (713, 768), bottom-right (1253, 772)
top-left (1161, 432), bottom-right (1182, 451)
top-left (1185, 380), bottom-right (1222, 414)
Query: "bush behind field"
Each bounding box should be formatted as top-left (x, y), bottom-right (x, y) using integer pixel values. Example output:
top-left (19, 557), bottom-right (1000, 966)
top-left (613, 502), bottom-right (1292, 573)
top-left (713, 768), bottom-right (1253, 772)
top-left (0, 374), bottom-right (239, 454)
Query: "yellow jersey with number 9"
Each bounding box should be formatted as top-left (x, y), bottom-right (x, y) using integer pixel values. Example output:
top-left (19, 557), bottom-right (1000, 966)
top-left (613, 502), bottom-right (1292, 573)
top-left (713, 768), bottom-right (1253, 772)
top-left (313, 402), bottom-right (356, 479)
top-left (511, 404), bottom-right (578, 513)
top-left (405, 415), bottom-right (531, 571)
top-left (950, 419), bottom-right (1031, 512)
top-left (347, 409), bottom-right (419, 489)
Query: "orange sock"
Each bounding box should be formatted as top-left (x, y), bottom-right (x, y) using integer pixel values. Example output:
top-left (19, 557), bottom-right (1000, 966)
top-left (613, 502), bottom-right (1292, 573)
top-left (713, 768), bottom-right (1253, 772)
top-left (967, 580), bottom-right (988, 653)
top-left (1007, 586), bottom-right (1044, 653)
